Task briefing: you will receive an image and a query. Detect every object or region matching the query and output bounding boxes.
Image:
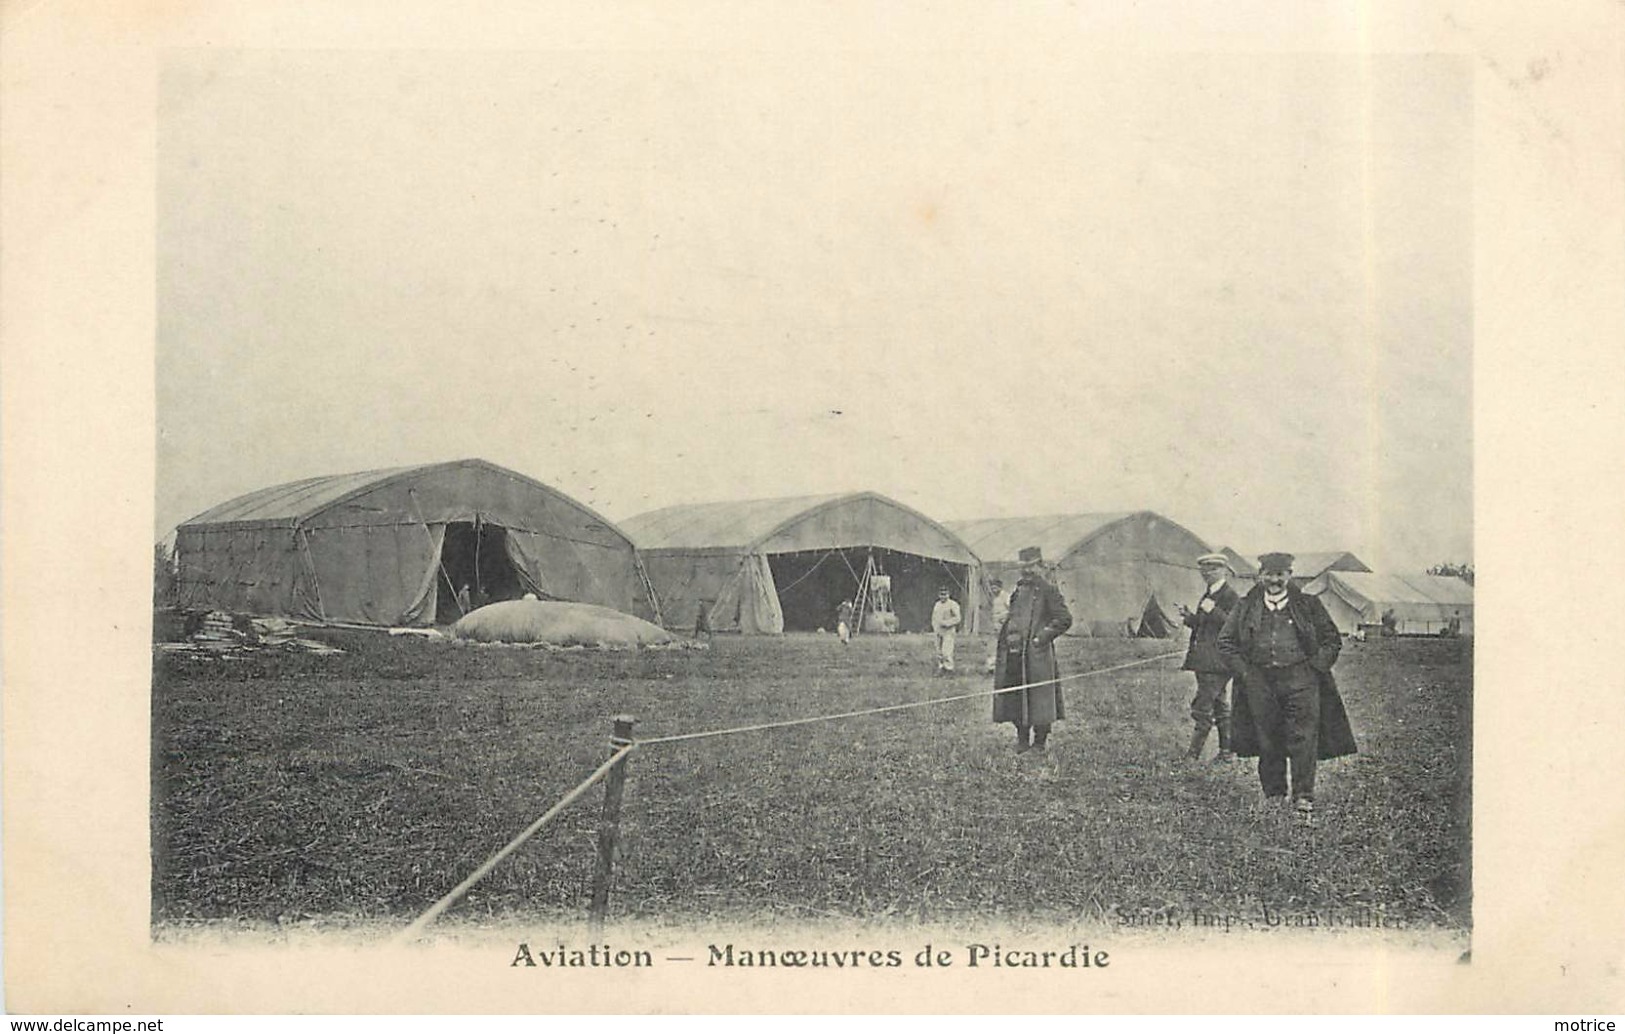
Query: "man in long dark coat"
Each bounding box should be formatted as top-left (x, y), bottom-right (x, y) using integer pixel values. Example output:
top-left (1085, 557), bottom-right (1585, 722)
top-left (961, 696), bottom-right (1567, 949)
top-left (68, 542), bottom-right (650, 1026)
top-left (1218, 552), bottom-right (1358, 825)
top-left (993, 546), bottom-right (1074, 754)
top-left (1176, 552), bottom-right (1242, 763)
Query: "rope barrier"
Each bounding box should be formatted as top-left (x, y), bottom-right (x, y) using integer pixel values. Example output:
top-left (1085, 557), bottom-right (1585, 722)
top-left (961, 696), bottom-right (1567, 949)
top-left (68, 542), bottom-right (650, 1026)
top-left (634, 649), bottom-right (1182, 745)
top-left (395, 647), bottom-right (1183, 937)
top-left (394, 742), bottom-right (640, 944)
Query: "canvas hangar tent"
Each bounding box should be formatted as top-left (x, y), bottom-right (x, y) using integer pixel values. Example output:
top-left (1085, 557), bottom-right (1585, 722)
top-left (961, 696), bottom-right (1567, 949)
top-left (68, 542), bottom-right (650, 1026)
top-left (947, 512), bottom-right (1212, 638)
top-left (1304, 570), bottom-right (1474, 636)
top-left (621, 493), bottom-right (981, 634)
top-left (174, 459), bottom-right (659, 627)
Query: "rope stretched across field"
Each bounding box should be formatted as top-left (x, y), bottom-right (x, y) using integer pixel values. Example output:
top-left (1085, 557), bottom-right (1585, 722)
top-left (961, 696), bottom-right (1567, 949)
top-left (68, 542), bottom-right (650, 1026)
top-left (635, 650), bottom-right (1182, 745)
top-left (394, 742), bottom-right (640, 944)
top-left (396, 648), bottom-right (1182, 939)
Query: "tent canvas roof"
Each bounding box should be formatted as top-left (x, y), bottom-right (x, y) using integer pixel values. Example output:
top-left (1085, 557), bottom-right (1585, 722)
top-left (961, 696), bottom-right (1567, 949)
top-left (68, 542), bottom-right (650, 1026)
top-left (178, 458), bottom-right (628, 536)
top-left (620, 494), bottom-right (849, 551)
top-left (181, 464), bottom-right (423, 526)
top-left (1219, 547), bottom-right (1258, 577)
top-left (1318, 571), bottom-right (1475, 609)
top-left (945, 513), bottom-right (1139, 563)
top-left (1285, 551), bottom-right (1372, 578)
top-left (621, 492), bottom-right (975, 562)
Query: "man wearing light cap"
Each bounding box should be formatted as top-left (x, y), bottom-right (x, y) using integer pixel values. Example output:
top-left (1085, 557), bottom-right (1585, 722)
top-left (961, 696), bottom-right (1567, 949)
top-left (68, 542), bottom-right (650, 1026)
top-left (1218, 552), bottom-right (1358, 825)
top-left (992, 546), bottom-right (1073, 754)
top-left (1177, 553), bottom-right (1241, 764)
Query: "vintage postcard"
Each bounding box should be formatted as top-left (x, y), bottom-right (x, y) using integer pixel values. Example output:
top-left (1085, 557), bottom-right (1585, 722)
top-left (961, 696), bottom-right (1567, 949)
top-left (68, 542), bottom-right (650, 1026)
top-left (3, 0), bottom-right (1622, 1017)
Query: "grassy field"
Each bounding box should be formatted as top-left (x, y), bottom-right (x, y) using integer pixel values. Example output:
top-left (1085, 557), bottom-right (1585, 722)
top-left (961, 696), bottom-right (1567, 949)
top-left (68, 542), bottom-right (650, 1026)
top-left (151, 624), bottom-right (1471, 937)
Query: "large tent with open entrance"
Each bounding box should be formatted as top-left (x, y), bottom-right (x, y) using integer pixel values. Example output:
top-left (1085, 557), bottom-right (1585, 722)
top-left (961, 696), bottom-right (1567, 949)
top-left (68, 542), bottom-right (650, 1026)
top-left (621, 493), bottom-right (981, 635)
top-left (946, 512), bottom-right (1212, 638)
top-left (174, 459), bottom-right (659, 627)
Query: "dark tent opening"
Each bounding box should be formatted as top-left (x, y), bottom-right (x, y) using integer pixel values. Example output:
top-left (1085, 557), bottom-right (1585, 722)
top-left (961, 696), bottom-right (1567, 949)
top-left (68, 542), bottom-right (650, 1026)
top-left (767, 547), bottom-right (971, 633)
top-left (1136, 594), bottom-right (1175, 638)
top-left (436, 520), bottom-right (524, 623)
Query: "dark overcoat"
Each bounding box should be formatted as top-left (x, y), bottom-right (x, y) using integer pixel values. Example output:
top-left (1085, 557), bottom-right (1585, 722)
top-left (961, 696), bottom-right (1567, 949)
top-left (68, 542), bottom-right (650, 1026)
top-left (1217, 585), bottom-right (1358, 759)
top-left (992, 573), bottom-right (1073, 726)
top-left (1181, 580), bottom-right (1241, 673)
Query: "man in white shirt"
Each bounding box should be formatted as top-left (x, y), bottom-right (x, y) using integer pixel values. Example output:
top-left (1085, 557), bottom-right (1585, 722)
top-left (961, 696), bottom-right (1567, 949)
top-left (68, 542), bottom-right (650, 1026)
top-left (984, 577), bottom-right (1010, 673)
top-left (931, 587), bottom-right (962, 675)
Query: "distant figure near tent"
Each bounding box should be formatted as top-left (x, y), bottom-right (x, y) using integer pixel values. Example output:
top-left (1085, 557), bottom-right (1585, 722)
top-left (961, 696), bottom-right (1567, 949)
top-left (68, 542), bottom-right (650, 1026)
top-left (984, 577), bottom-right (1009, 673)
top-left (931, 587), bottom-right (962, 675)
top-left (836, 599), bottom-right (854, 645)
top-left (693, 599), bottom-right (713, 638)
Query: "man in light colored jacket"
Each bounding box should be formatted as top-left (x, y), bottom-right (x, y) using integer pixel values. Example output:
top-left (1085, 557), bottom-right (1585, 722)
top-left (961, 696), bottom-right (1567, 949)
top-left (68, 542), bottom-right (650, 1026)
top-left (931, 587), bottom-right (962, 675)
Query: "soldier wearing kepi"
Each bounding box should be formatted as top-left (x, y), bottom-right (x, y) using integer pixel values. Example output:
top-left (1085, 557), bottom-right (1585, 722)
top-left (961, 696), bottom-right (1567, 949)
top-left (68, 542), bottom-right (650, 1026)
top-left (993, 546), bottom-right (1074, 754)
top-left (1176, 552), bottom-right (1241, 764)
top-left (1218, 552), bottom-right (1358, 825)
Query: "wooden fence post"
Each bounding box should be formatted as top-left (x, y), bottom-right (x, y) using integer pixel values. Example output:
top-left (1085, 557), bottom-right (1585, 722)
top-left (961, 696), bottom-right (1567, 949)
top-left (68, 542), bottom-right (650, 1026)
top-left (588, 715), bottom-right (635, 933)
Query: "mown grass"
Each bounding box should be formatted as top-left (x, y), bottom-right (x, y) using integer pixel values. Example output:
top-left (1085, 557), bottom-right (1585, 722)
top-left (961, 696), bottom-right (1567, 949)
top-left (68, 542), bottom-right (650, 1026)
top-left (151, 627), bottom-right (1471, 935)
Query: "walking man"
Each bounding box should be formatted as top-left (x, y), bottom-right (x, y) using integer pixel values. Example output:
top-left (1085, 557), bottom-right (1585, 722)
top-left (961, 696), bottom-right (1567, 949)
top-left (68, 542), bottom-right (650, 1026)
top-left (1218, 552), bottom-right (1358, 825)
top-left (1176, 553), bottom-right (1240, 763)
top-left (993, 547), bottom-right (1073, 754)
top-left (931, 587), bottom-right (962, 674)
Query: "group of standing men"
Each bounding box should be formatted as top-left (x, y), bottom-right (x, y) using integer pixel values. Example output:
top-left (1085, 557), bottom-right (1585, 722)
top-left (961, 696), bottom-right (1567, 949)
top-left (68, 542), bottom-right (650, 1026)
top-left (990, 548), bottom-right (1357, 825)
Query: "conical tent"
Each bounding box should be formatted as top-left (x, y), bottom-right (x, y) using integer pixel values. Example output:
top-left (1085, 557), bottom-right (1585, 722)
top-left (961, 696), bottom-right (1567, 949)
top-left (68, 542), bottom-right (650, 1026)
top-left (174, 459), bottom-right (659, 627)
top-left (622, 493), bottom-right (980, 635)
top-left (947, 512), bottom-right (1212, 638)
top-left (1136, 594), bottom-right (1175, 638)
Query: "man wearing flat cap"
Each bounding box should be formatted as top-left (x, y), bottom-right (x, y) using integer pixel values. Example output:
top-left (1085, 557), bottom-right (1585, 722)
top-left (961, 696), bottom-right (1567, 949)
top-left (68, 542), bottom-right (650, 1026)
top-left (993, 546), bottom-right (1074, 754)
top-left (1219, 552), bottom-right (1357, 824)
top-left (1177, 553), bottom-right (1241, 764)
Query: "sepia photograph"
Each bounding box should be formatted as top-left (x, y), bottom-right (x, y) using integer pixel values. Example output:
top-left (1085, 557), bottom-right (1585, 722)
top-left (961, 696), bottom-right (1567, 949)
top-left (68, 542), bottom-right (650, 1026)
top-left (150, 44), bottom-right (1474, 948)
top-left (4, 0), bottom-right (1623, 1019)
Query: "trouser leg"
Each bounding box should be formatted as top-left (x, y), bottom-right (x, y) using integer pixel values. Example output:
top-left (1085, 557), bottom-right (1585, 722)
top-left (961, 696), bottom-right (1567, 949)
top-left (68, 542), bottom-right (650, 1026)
top-left (1249, 671), bottom-right (1288, 797)
top-left (1280, 666), bottom-right (1322, 801)
top-left (1211, 674), bottom-right (1234, 756)
top-left (1188, 672), bottom-right (1227, 758)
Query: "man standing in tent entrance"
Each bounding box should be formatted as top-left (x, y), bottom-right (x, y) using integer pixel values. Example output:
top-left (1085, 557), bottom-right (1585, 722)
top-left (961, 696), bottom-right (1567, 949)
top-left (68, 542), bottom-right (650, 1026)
top-left (993, 547), bottom-right (1074, 754)
top-left (1219, 552), bottom-right (1358, 825)
top-left (1176, 553), bottom-right (1241, 764)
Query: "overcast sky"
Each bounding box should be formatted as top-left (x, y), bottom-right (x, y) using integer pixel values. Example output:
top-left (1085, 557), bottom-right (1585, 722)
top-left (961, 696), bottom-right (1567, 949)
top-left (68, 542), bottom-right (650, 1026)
top-left (157, 49), bottom-right (1472, 571)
